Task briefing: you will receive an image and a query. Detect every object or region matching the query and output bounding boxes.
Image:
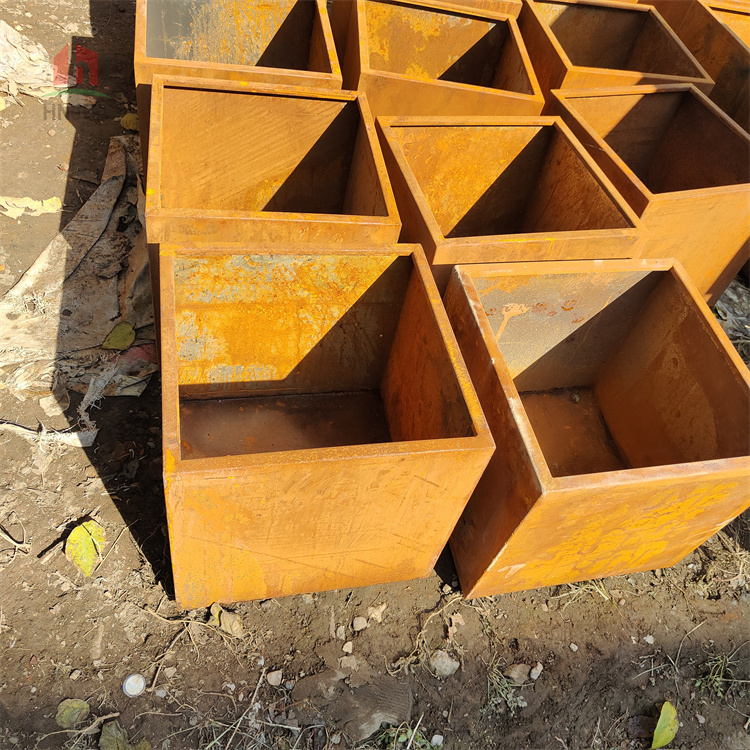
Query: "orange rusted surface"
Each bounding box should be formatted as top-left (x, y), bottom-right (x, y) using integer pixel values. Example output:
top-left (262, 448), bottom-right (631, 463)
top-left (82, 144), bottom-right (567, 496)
top-left (639, 0), bottom-right (749, 132)
top-left (707, 0), bottom-right (750, 46)
top-left (145, 77), bottom-right (400, 246)
top-left (519, 0), bottom-right (715, 100)
top-left (341, 0), bottom-right (544, 116)
top-left (159, 243), bottom-right (494, 608)
top-left (378, 115), bottom-right (645, 291)
top-left (551, 84), bottom-right (750, 304)
top-left (444, 259), bottom-right (750, 598)
top-left (134, 0), bottom-right (342, 170)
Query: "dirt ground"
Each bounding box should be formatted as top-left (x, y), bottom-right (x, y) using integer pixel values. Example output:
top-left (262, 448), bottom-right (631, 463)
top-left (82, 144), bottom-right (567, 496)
top-left (1, 1), bottom-right (749, 749)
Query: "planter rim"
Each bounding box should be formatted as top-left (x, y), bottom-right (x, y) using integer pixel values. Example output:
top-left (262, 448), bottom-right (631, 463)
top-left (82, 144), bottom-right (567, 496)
top-left (452, 258), bottom-right (750, 487)
top-left (552, 84), bottom-right (750, 200)
top-left (146, 75), bottom-right (400, 237)
top-left (161, 243), bottom-right (495, 474)
top-left (378, 114), bottom-right (645, 240)
top-left (525, 0), bottom-right (714, 86)
top-left (134, 0), bottom-right (342, 85)
top-left (355, 0), bottom-right (544, 104)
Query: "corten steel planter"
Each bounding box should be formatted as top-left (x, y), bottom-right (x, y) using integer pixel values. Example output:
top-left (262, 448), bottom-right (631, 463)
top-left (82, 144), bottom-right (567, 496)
top-left (160, 243), bottom-right (494, 608)
top-left (638, 0), bottom-right (749, 132)
top-left (551, 85), bottom-right (750, 304)
top-left (328, 0), bottom-right (522, 79)
top-left (377, 115), bottom-right (645, 291)
top-left (443, 259), bottom-right (750, 598)
top-left (134, 0), bottom-right (342, 168)
top-left (145, 76), bottom-right (401, 246)
top-left (707, 0), bottom-right (750, 47)
top-left (340, 0), bottom-right (544, 116)
top-left (518, 0), bottom-right (714, 100)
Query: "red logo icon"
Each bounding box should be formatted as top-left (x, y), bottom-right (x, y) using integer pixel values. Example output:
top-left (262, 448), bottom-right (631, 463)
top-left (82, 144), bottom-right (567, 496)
top-left (53, 44), bottom-right (98, 88)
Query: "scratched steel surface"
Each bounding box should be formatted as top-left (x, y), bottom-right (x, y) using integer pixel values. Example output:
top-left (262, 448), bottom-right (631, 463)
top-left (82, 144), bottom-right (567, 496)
top-left (444, 260), bottom-right (750, 598)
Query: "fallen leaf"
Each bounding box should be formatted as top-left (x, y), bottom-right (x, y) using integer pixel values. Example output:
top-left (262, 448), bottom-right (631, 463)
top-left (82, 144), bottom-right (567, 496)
top-left (102, 322), bottom-right (135, 350)
top-left (120, 112), bottom-right (139, 131)
top-left (65, 520), bottom-right (105, 577)
top-left (99, 720), bottom-right (129, 750)
top-left (55, 698), bottom-right (89, 728)
top-left (652, 701), bottom-right (678, 749)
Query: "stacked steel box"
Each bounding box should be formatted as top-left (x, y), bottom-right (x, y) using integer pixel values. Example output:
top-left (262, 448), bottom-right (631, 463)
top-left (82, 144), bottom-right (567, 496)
top-left (135, 0), bottom-right (750, 608)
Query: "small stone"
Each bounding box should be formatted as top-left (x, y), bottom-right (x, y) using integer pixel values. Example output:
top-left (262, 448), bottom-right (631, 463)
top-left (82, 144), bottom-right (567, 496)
top-left (696, 714), bottom-right (706, 725)
top-left (302, 594), bottom-right (314, 604)
top-left (442, 710), bottom-right (449, 718)
top-left (367, 603), bottom-right (387, 622)
top-left (339, 655), bottom-right (359, 670)
top-left (644, 635), bottom-right (655, 645)
top-left (504, 663), bottom-right (531, 685)
top-left (69, 669), bottom-right (81, 681)
top-left (429, 650), bottom-right (460, 679)
top-left (530, 662), bottom-right (543, 681)
top-left (331, 734), bottom-right (342, 745)
top-left (336, 625), bottom-right (346, 640)
top-left (48, 129), bottom-right (56, 136)
top-left (541, 601), bottom-right (549, 612)
top-left (431, 735), bottom-right (444, 747)
top-left (163, 666), bottom-right (177, 679)
top-left (9, 737), bottom-right (19, 745)
top-left (570, 643), bottom-right (579, 652)
top-left (442, 584), bottom-right (452, 594)
top-left (352, 616), bottom-right (369, 632)
top-left (267, 670), bottom-right (283, 687)
top-left (189, 715), bottom-right (199, 727)
top-left (342, 641), bottom-right (353, 654)
top-left (284, 681), bottom-right (295, 690)
top-left (155, 688), bottom-right (167, 698)
top-left (619, 599), bottom-right (626, 606)
top-left (30, 687), bottom-right (36, 693)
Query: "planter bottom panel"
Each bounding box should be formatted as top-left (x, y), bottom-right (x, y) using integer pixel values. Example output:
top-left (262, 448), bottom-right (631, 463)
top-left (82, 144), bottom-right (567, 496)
top-left (520, 388), bottom-right (628, 477)
top-left (180, 391), bottom-right (391, 460)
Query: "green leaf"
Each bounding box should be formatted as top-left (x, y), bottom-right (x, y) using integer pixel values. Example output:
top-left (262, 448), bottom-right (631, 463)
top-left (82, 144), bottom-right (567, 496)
top-left (65, 520), bottom-right (106, 577)
top-left (55, 698), bottom-right (89, 728)
top-left (102, 322), bottom-right (135, 350)
top-left (99, 720), bottom-right (129, 750)
top-left (651, 701), bottom-right (678, 749)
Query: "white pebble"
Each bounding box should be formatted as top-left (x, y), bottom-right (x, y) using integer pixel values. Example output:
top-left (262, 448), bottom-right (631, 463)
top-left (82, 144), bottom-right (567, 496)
top-left (267, 670), bottom-right (283, 687)
top-left (431, 735), bottom-right (444, 747)
top-left (353, 616), bottom-right (369, 632)
top-left (570, 643), bottom-right (579, 652)
top-left (530, 662), bottom-right (544, 680)
top-left (644, 635), bottom-right (655, 645)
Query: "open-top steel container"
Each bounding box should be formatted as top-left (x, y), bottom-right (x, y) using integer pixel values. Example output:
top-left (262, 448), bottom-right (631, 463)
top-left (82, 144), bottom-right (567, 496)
top-left (378, 115), bottom-right (644, 291)
top-left (145, 76), bottom-right (401, 246)
top-left (341, 0), bottom-right (544, 116)
top-left (444, 259), bottom-right (750, 598)
top-left (551, 84), bottom-right (750, 303)
top-left (160, 243), bottom-right (494, 608)
top-left (519, 0), bottom-right (714, 98)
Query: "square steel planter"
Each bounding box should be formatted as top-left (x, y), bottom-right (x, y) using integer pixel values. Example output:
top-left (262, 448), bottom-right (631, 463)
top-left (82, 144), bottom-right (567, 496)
top-left (160, 243), bottom-right (494, 608)
top-left (145, 76), bottom-right (401, 246)
top-left (639, 0), bottom-right (749, 131)
top-left (341, 0), bottom-right (544, 116)
top-left (519, 0), bottom-right (714, 98)
top-left (378, 115), bottom-right (645, 291)
top-left (551, 84), bottom-right (750, 304)
top-left (444, 259), bottom-right (750, 598)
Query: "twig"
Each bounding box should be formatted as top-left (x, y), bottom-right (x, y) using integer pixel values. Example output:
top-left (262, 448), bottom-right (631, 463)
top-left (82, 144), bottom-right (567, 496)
top-left (35, 712), bottom-right (120, 749)
top-left (93, 524), bottom-right (129, 574)
top-left (405, 714), bottom-right (424, 750)
top-left (149, 626), bottom-right (187, 692)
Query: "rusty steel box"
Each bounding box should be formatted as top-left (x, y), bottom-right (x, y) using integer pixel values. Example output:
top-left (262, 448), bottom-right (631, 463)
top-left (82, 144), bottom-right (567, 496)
top-left (378, 115), bottom-right (645, 291)
top-left (145, 76), bottom-right (401, 246)
top-left (341, 0), bottom-right (544, 116)
top-left (551, 84), bottom-right (750, 304)
top-left (639, 0), bottom-right (749, 132)
top-left (134, 0), bottom-right (342, 166)
top-left (707, 0), bottom-right (750, 47)
top-left (444, 259), bottom-right (750, 598)
top-left (519, 0), bottom-right (714, 99)
top-left (160, 243), bottom-right (494, 608)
